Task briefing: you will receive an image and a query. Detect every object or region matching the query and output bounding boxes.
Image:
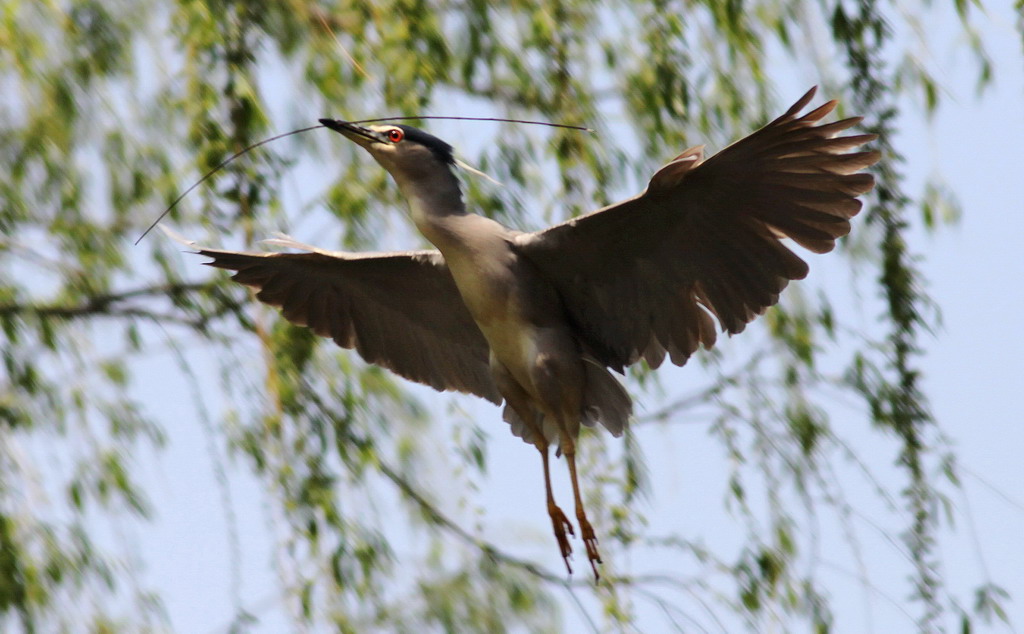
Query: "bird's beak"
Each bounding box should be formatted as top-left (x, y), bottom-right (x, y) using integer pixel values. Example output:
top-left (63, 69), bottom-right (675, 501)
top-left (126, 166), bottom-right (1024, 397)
top-left (319, 119), bottom-right (385, 148)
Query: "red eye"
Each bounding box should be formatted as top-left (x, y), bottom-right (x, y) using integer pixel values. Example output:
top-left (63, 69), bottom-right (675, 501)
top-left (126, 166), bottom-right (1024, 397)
top-left (387, 128), bottom-right (404, 143)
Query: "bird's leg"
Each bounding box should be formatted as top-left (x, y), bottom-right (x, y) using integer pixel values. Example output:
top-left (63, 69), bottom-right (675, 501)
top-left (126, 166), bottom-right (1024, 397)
top-left (563, 435), bottom-right (602, 582)
top-left (538, 444), bottom-right (574, 574)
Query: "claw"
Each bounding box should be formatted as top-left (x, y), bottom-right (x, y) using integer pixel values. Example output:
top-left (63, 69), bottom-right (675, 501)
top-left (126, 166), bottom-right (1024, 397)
top-left (549, 503), bottom-right (575, 574)
top-left (578, 513), bottom-right (603, 582)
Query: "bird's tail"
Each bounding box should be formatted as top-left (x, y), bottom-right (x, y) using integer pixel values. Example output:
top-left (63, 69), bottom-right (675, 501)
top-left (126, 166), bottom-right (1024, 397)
top-left (580, 357), bottom-right (632, 437)
top-left (502, 357), bottom-right (631, 445)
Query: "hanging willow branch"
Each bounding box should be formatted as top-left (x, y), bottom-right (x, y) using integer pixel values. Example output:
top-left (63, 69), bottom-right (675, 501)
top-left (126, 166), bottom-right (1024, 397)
top-left (834, 1), bottom-right (943, 629)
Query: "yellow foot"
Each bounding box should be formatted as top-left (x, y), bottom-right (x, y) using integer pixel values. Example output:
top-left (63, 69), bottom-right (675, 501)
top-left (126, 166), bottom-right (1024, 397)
top-left (548, 503), bottom-right (575, 574)
top-left (578, 515), bottom-right (602, 582)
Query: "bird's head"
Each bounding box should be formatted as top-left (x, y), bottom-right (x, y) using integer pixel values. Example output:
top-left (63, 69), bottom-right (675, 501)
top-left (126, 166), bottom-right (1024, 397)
top-left (319, 119), bottom-right (456, 184)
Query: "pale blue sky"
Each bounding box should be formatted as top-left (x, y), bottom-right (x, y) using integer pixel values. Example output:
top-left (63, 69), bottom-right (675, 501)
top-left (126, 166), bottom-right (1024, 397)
top-left (130, 4), bottom-right (1024, 632)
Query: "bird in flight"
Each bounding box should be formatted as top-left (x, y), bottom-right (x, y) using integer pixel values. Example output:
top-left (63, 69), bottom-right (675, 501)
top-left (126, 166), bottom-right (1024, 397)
top-left (173, 87), bottom-right (879, 581)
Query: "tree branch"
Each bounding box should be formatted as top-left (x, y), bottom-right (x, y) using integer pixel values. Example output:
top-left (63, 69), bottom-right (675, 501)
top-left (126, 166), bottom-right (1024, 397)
top-left (0, 281), bottom-right (214, 316)
top-left (308, 396), bottom-right (699, 592)
top-left (302, 389), bottom-right (576, 585)
top-left (634, 351), bottom-right (766, 425)
top-left (0, 281), bottom-right (233, 329)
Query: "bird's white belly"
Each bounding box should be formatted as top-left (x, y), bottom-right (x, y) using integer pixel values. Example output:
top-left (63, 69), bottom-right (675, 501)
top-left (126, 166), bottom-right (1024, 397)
top-left (447, 259), bottom-right (546, 386)
top-left (467, 290), bottom-right (539, 378)
top-left (440, 236), bottom-right (582, 407)
top-left (479, 317), bottom-right (538, 376)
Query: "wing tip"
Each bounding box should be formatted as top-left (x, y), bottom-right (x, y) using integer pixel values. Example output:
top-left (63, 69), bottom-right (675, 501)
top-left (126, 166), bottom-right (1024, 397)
top-left (791, 86), bottom-right (818, 114)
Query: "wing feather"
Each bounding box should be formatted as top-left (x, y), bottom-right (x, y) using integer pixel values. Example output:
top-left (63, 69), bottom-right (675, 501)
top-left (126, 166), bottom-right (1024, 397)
top-left (516, 87), bottom-right (879, 370)
top-left (186, 241), bottom-right (501, 403)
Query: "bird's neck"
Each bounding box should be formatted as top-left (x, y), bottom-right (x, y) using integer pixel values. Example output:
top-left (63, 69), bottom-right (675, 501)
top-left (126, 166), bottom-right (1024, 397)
top-left (394, 169), bottom-right (473, 249)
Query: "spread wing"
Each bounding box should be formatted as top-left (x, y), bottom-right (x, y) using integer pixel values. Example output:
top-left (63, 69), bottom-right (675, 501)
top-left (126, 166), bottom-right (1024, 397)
top-left (515, 87), bottom-right (880, 370)
top-left (177, 234), bottom-right (502, 403)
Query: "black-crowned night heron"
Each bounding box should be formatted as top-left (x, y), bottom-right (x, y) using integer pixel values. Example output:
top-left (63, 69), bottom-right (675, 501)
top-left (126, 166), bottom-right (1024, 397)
top-left (177, 88), bottom-right (879, 580)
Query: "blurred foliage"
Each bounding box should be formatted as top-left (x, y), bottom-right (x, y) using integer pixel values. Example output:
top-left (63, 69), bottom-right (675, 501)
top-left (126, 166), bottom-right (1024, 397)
top-left (0, 0), bottom-right (1015, 631)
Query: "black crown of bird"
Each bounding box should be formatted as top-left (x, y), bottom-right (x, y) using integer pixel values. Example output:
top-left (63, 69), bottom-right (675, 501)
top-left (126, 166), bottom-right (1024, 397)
top-left (148, 89), bottom-right (880, 582)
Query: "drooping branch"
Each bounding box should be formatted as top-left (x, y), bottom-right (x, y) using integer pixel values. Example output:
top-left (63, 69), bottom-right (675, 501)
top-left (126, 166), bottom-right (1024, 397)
top-left (836, 1), bottom-right (943, 628)
top-left (299, 382), bottom-right (704, 594)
